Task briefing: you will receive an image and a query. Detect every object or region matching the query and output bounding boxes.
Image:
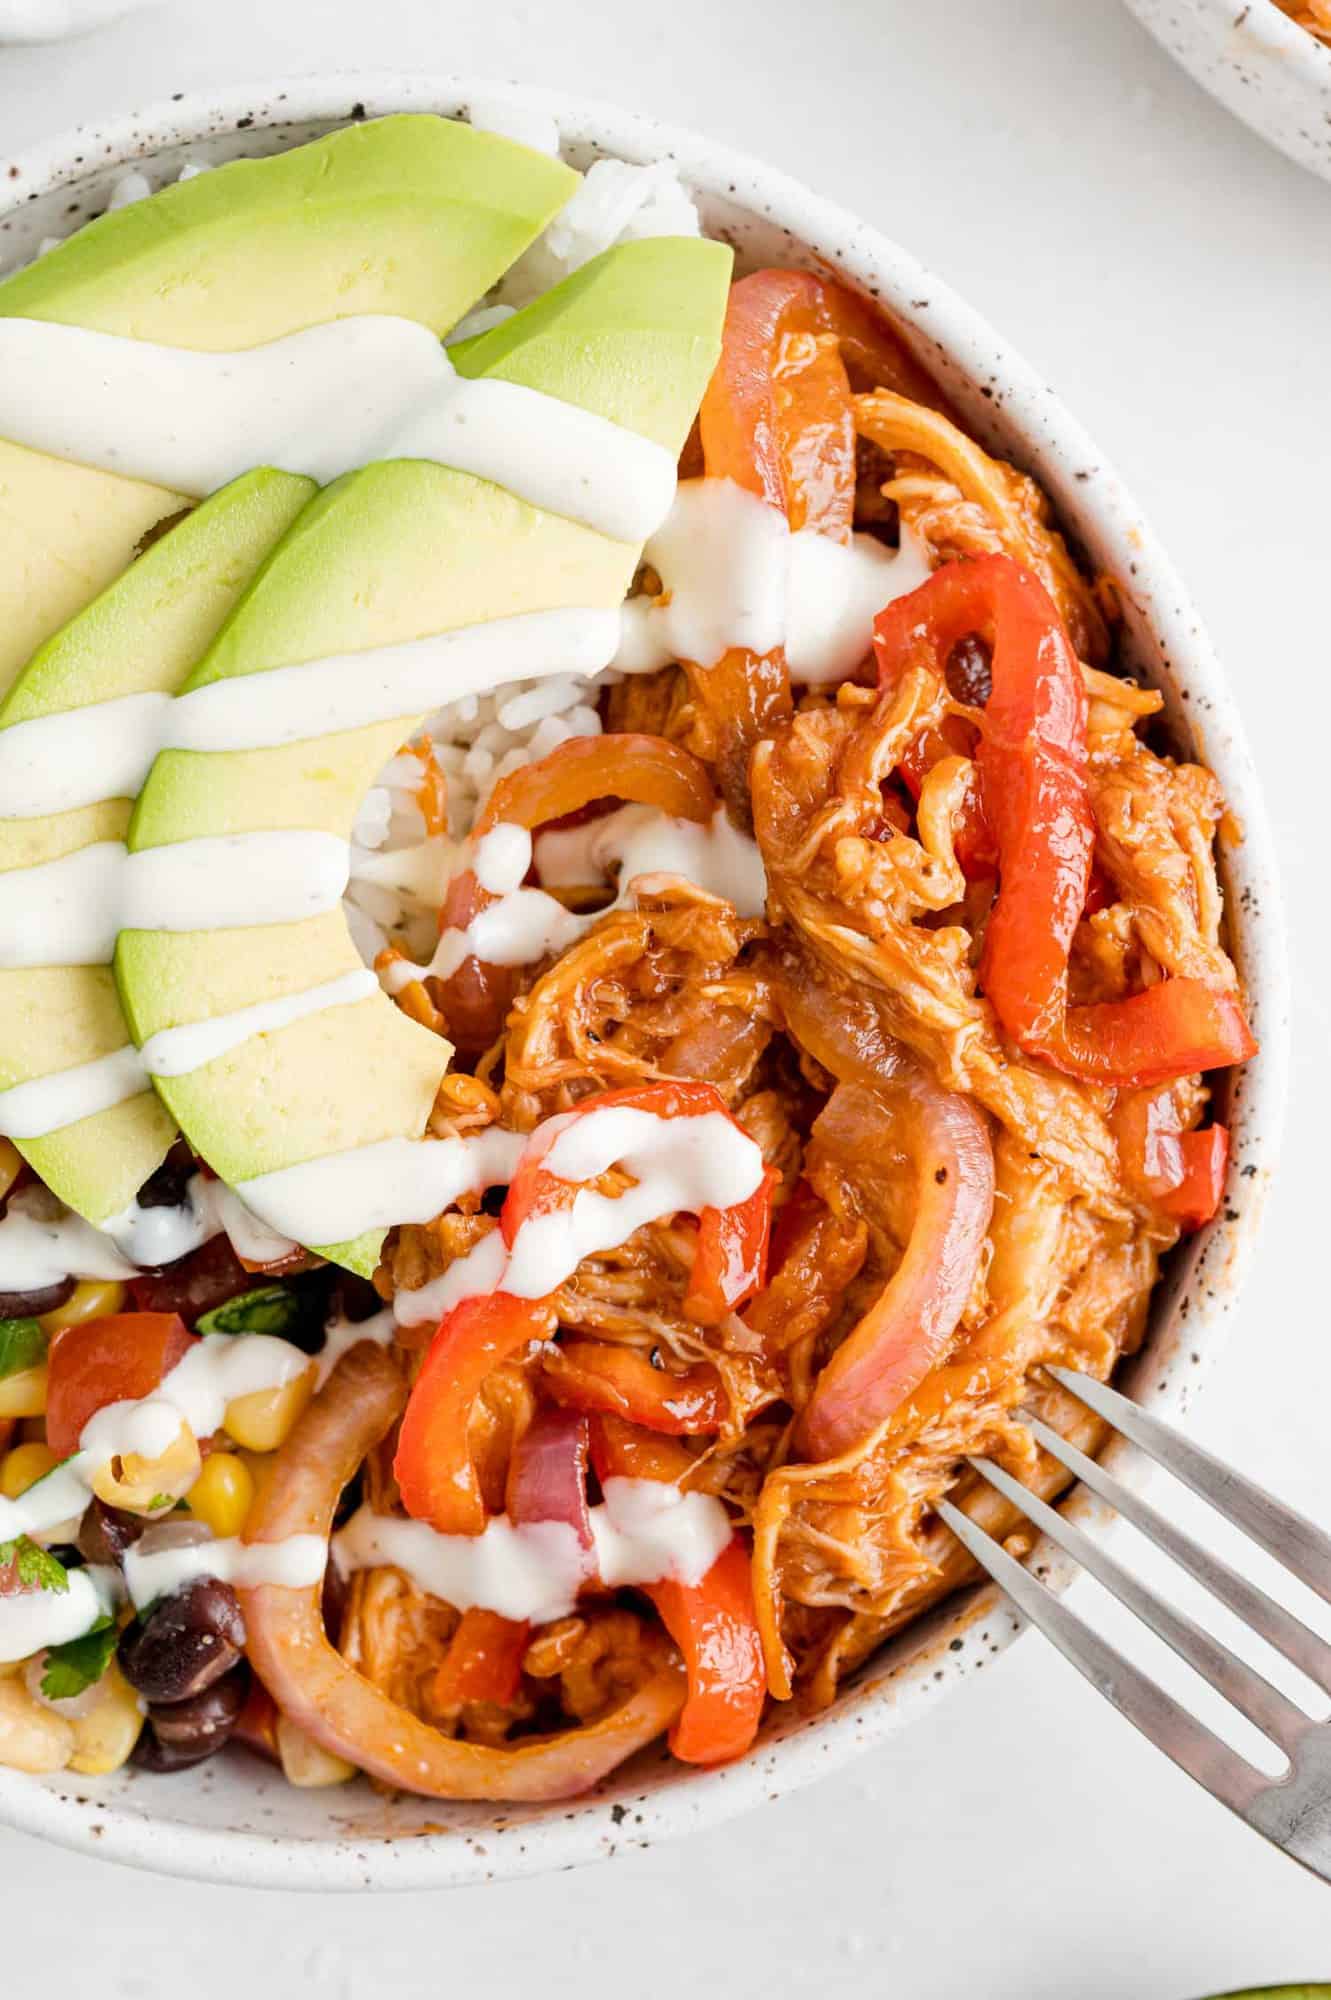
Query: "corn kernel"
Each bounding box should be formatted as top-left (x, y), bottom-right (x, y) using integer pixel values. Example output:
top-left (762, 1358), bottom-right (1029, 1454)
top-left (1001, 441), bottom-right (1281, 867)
top-left (275, 1712), bottom-right (355, 1788)
top-left (0, 1139), bottom-right (21, 1203)
top-left (186, 1450), bottom-right (255, 1539)
top-left (0, 1362), bottom-right (47, 1421)
top-left (0, 1440), bottom-right (59, 1499)
top-left (223, 1366), bottom-right (315, 1453)
top-left (91, 1419), bottom-right (201, 1514)
top-left (68, 1660), bottom-right (144, 1776)
top-left (0, 1674), bottom-right (74, 1773)
top-left (38, 1278), bottom-right (127, 1335)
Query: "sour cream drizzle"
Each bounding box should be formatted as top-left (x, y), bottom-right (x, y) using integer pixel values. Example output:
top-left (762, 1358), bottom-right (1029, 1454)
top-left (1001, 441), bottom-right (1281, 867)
top-left (0, 1174), bottom-right (293, 1292)
top-left (0, 317), bottom-right (677, 544)
top-left (123, 1532), bottom-right (327, 1612)
top-left (334, 1475), bottom-right (731, 1625)
top-left (234, 1127), bottom-right (528, 1246)
top-left (393, 1101), bottom-right (765, 1323)
top-left (383, 805), bottom-right (766, 996)
top-left (0, 1045), bottom-right (149, 1140)
top-left (615, 476), bottom-right (932, 685)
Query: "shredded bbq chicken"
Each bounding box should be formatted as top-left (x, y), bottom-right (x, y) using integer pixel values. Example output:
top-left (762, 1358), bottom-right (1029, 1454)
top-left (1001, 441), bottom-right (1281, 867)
top-left (359, 361), bottom-right (1245, 1730)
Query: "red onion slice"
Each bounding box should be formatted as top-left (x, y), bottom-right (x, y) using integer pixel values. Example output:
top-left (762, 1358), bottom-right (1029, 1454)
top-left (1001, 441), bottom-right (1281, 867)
top-left (507, 1406), bottom-right (594, 1551)
top-left (798, 1077), bottom-right (995, 1461)
top-left (239, 1342), bottom-right (683, 1801)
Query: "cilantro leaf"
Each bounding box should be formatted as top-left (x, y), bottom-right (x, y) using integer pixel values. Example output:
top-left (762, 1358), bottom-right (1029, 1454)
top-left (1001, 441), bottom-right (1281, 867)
top-left (146, 1494), bottom-right (177, 1512)
top-left (0, 1317), bottom-right (46, 1381)
top-left (197, 1285), bottom-right (301, 1338)
top-left (40, 1615), bottom-right (116, 1701)
top-left (0, 1535), bottom-right (69, 1593)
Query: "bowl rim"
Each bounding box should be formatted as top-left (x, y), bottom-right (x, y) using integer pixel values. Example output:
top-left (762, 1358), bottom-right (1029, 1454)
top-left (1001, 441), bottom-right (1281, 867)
top-left (1122, 0), bottom-right (1331, 182)
top-left (0, 69), bottom-right (1290, 1893)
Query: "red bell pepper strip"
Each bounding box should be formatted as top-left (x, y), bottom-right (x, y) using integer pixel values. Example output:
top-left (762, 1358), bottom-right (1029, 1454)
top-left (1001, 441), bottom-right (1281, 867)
top-left (1115, 1087), bottom-right (1230, 1232)
top-left (45, 1312), bottom-right (196, 1457)
top-left (502, 1079), bottom-right (775, 1324)
top-left (544, 1340), bottom-right (728, 1436)
top-left (432, 1607), bottom-right (530, 1710)
top-left (393, 1292), bottom-right (555, 1537)
top-left (396, 1082), bottom-right (773, 1533)
top-left (873, 555), bottom-right (1256, 1086)
top-left (592, 1416), bottom-right (765, 1764)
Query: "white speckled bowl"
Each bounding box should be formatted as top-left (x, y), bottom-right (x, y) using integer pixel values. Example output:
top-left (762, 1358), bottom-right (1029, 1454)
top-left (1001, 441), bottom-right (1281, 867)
top-left (1124, 0), bottom-right (1331, 180)
top-left (0, 74), bottom-right (1288, 1891)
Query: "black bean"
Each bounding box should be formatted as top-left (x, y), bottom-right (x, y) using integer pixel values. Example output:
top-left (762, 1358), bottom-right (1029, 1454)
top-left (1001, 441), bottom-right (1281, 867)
top-left (76, 1498), bottom-right (146, 1567)
top-left (945, 633), bottom-right (993, 708)
top-left (133, 1141), bottom-right (195, 1212)
top-left (328, 1272), bottom-right (384, 1324)
top-left (147, 1662), bottom-right (249, 1761)
top-left (0, 1277), bottom-right (74, 1319)
top-left (117, 1577), bottom-right (246, 1704)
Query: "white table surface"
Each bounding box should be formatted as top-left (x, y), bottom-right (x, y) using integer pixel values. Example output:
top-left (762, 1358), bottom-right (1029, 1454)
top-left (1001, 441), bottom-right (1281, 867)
top-left (0, 0), bottom-right (1327, 1990)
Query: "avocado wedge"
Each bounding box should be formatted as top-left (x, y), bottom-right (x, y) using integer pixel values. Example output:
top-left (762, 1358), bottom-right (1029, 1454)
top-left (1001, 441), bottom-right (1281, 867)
top-left (0, 112), bottom-right (576, 691)
top-left (116, 236), bottom-right (733, 1275)
top-left (0, 471), bottom-right (314, 1222)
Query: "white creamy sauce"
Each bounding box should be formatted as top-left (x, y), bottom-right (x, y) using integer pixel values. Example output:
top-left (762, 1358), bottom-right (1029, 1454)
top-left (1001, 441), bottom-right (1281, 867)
top-left (615, 476), bottom-right (932, 685)
top-left (472, 822), bottom-right (534, 895)
top-left (384, 803), bottom-right (766, 997)
top-left (535, 801), bottom-right (767, 915)
top-left (313, 1308), bottom-right (396, 1389)
top-left (0, 841), bottom-right (126, 968)
top-left (123, 1531), bottom-right (327, 1612)
top-left (0, 1334), bottom-right (313, 1554)
top-left (392, 1227), bottom-right (509, 1328)
top-left (501, 1104), bottom-right (763, 1297)
top-left (120, 831), bottom-right (351, 934)
top-left (0, 318), bottom-right (676, 544)
top-left (0, 691), bottom-right (172, 820)
top-left (393, 1103), bottom-right (765, 1307)
top-left (140, 968), bottom-right (379, 1080)
top-left (234, 1126), bottom-right (527, 1246)
top-left (0, 1043), bottom-right (149, 1139)
top-left (0, 830), bottom-right (350, 970)
top-left (333, 1475), bottom-right (730, 1625)
top-left (0, 1185), bottom-right (139, 1290)
top-left (0, 1173), bottom-right (293, 1294)
top-left (0, 1564), bottom-right (119, 1666)
top-left (163, 609), bottom-right (622, 757)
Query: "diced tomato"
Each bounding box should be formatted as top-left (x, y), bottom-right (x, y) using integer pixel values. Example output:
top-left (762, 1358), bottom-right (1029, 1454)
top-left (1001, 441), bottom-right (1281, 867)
top-left (45, 1312), bottom-right (196, 1456)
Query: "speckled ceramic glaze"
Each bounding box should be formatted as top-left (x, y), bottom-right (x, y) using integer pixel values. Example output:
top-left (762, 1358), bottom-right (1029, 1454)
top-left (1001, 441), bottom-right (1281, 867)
top-left (0, 75), bottom-right (1289, 1892)
top-left (1124, 0), bottom-right (1331, 180)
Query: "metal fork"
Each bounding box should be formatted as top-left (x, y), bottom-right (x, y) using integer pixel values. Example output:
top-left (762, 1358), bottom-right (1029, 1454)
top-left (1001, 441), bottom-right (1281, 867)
top-left (936, 1366), bottom-right (1331, 1883)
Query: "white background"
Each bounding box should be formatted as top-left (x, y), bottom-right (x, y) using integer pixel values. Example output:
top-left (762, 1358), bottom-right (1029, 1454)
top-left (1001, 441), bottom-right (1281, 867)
top-left (0, 1), bottom-right (1328, 1992)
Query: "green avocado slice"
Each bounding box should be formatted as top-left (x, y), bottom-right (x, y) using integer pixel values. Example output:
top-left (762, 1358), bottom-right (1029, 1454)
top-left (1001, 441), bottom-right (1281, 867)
top-left (0, 113), bottom-right (576, 692)
top-left (0, 471), bottom-right (315, 1223)
top-left (116, 236), bottom-right (733, 1275)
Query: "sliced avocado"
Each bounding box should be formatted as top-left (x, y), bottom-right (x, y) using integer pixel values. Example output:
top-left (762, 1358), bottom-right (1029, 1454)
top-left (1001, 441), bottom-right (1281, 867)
top-left (0, 470), bottom-right (315, 1223)
top-left (116, 236), bottom-right (733, 1275)
top-left (0, 113), bottom-right (576, 692)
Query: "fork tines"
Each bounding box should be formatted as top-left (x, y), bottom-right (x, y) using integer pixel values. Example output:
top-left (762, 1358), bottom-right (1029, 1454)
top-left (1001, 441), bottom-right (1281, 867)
top-left (936, 1366), bottom-right (1331, 1882)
